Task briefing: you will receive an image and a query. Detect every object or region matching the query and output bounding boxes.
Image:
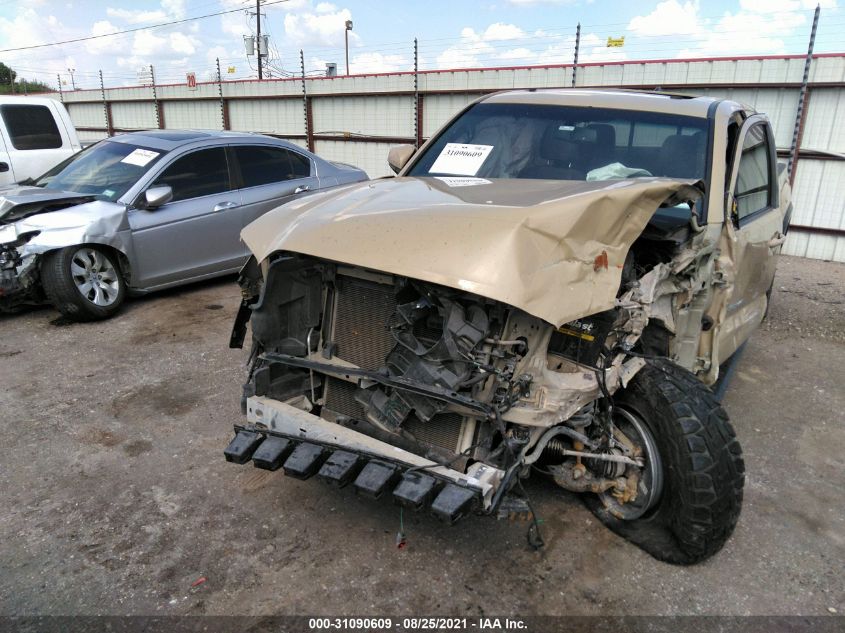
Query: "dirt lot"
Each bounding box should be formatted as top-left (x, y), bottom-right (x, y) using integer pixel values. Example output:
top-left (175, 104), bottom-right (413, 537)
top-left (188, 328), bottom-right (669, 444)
top-left (0, 255), bottom-right (843, 617)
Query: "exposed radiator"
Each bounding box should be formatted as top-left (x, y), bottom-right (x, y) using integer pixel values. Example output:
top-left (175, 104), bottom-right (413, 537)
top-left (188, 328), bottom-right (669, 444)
top-left (323, 377), bottom-right (466, 454)
top-left (403, 412), bottom-right (465, 453)
top-left (323, 377), bottom-right (366, 421)
top-left (331, 275), bottom-right (397, 371)
top-left (324, 273), bottom-right (466, 454)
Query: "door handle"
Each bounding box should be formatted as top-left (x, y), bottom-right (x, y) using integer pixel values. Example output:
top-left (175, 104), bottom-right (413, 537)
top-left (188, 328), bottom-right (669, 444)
top-left (768, 232), bottom-right (787, 248)
top-left (0, 162), bottom-right (9, 173)
top-left (294, 185), bottom-right (311, 194)
top-left (213, 201), bottom-right (239, 212)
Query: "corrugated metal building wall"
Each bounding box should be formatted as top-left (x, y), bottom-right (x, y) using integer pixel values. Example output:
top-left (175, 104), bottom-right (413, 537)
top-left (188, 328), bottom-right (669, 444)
top-left (53, 53), bottom-right (845, 261)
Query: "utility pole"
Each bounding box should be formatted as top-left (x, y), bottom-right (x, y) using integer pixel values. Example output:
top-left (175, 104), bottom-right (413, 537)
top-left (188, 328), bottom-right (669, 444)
top-left (256, 0), bottom-right (263, 80)
top-left (345, 19), bottom-right (353, 75)
top-left (67, 67), bottom-right (76, 90)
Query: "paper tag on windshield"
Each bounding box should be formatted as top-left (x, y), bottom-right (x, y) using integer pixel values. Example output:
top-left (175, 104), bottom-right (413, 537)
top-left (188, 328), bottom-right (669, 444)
top-left (121, 148), bottom-right (160, 167)
top-left (435, 177), bottom-right (492, 187)
top-left (430, 143), bottom-right (493, 176)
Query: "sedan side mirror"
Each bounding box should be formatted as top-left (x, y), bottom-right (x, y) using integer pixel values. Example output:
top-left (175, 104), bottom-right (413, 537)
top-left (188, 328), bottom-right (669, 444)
top-left (387, 144), bottom-right (415, 174)
top-left (144, 185), bottom-right (173, 209)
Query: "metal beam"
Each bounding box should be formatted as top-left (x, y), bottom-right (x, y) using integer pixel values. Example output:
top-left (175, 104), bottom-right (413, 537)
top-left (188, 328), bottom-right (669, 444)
top-left (789, 224), bottom-right (845, 237)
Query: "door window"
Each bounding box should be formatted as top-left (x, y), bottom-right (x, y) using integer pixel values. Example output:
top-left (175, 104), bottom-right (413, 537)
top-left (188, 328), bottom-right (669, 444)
top-left (234, 145), bottom-right (312, 188)
top-left (152, 147), bottom-right (231, 202)
top-left (0, 104), bottom-right (63, 150)
top-left (734, 124), bottom-right (773, 221)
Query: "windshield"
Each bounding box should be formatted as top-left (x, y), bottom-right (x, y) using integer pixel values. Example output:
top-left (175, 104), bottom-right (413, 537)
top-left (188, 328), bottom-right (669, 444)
top-left (408, 102), bottom-right (709, 182)
top-left (34, 140), bottom-right (167, 201)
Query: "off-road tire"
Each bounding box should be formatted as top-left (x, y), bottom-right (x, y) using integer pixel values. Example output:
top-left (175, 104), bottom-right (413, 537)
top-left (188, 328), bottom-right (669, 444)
top-left (585, 359), bottom-right (744, 565)
top-left (41, 246), bottom-right (126, 321)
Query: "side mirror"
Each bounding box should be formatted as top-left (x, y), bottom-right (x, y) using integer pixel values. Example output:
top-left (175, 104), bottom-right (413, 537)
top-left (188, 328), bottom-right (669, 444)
top-left (143, 185), bottom-right (173, 209)
top-left (387, 144), bottom-right (415, 175)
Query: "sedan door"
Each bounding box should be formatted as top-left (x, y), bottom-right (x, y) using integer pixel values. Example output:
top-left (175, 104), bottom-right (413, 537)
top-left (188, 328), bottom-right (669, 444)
top-left (231, 144), bottom-right (319, 245)
top-left (715, 116), bottom-right (785, 363)
top-left (128, 146), bottom-right (244, 289)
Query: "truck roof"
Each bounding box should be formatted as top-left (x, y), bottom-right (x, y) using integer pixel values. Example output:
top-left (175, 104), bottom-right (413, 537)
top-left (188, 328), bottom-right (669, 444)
top-left (481, 88), bottom-right (731, 118)
top-left (0, 96), bottom-right (67, 107)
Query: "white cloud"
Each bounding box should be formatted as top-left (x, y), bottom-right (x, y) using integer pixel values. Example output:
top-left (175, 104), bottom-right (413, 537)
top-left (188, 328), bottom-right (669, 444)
top-left (106, 8), bottom-right (168, 24)
top-left (85, 20), bottom-right (120, 55)
top-left (498, 47), bottom-right (534, 60)
top-left (220, 11), bottom-right (250, 38)
top-left (169, 32), bottom-right (196, 56)
top-left (482, 23), bottom-right (526, 40)
top-left (105, 0), bottom-right (187, 25)
top-left (131, 30), bottom-right (168, 57)
top-left (161, 0), bottom-right (187, 19)
top-left (350, 52), bottom-right (412, 73)
top-left (628, 0), bottom-right (701, 37)
top-left (283, 5), bottom-right (357, 47)
top-left (628, 0), bottom-right (824, 58)
top-left (0, 7), bottom-right (78, 80)
top-left (435, 22), bottom-right (528, 68)
top-left (505, 0), bottom-right (576, 4)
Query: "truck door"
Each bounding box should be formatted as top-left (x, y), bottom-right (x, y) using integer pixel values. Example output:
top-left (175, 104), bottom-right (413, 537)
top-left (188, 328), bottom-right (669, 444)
top-left (715, 115), bottom-right (785, 363)
top-left (0, 123), bottom-right (13, 186)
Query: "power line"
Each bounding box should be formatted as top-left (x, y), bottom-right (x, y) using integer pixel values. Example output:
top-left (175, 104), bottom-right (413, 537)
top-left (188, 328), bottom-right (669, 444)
top-left (0, 0), bottom-right (290, 53)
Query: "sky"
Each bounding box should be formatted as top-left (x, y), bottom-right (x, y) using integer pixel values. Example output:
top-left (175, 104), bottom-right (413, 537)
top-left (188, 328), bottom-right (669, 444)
top-left (0, 0), bottom-right (841, 90)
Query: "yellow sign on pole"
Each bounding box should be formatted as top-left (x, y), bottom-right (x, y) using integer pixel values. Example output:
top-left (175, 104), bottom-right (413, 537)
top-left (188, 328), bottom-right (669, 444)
top-left (606, 36), bottom-right (625, 48)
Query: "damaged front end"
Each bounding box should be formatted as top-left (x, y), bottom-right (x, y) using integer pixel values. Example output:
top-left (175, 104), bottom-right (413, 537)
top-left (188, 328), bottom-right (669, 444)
top-left (0, 189), bottom-right (130, 311)
top-left (0, 225), bottom-right (43, 309)
top-left (225, 178), bottom-right (714, 524)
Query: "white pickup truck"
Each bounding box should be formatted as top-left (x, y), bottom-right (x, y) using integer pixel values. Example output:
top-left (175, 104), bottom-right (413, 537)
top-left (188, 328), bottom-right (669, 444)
top-left (0, 96), bottom-right (81, 187)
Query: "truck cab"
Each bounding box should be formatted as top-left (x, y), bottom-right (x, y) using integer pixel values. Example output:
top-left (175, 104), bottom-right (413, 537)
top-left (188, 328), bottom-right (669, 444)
top-left (0, 96), bottom-right (82, 187)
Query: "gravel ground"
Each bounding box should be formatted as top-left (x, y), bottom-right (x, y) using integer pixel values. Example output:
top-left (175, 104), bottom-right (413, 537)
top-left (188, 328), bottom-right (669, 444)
top-left (0, 255), bottom-right (843, 617)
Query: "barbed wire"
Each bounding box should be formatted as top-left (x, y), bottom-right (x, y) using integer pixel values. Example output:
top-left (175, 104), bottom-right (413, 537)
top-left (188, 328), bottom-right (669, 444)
top-left (4, 9), bottom-right (842, 91)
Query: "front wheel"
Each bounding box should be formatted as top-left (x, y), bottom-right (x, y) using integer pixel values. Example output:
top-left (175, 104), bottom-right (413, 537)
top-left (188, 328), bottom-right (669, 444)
top-left (585, 359), bottom-right (745, 564)
top-left (41, 246), bottom-right (126, 321)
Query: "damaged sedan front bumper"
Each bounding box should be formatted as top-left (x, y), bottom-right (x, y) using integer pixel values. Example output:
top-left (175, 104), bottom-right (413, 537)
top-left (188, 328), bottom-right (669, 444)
top-left (225, 395), bottom-right (505, 522)
top-left (0, 244), bottom-right (39, 307)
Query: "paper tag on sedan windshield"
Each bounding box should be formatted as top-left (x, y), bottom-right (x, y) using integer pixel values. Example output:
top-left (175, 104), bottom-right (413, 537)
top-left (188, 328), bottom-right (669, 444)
top-left (430, 143), bottom-right (493, 176)
top-left (435, 177), bottom-right (491, 187)
top-left (121, 148), bottom-right (160, 167)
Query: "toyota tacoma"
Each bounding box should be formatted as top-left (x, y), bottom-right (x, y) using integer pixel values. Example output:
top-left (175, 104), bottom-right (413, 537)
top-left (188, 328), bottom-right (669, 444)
top-left (224, 89), bottom-right (791, 564)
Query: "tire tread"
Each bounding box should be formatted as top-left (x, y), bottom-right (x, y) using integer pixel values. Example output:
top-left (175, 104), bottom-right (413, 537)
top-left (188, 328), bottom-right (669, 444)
top-left (588, 359), bottom-right (744, 565)
top-left (40, 247), bottom-right (125, 321)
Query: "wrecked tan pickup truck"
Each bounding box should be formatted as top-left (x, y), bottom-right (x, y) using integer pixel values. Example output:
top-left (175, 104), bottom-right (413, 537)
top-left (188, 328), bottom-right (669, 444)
top-left (225, 89), bottom-right (791, 564)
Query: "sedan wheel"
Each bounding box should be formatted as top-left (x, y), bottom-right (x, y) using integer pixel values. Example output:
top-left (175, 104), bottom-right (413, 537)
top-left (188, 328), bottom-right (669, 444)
top-left (70, 247), bottom-right (122, 307)
top-left (41, 245), bottom-right (127, 321)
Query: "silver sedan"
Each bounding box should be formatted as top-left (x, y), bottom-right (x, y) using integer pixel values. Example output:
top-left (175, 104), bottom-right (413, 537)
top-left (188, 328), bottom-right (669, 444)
top-left (0, 130), bottom-right (368, 321)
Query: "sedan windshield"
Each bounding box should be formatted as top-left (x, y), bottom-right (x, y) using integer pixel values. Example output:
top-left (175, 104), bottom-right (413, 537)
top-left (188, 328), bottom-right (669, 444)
top-left (409, 102), bottom-right (709, 182)
top-left (34, 140), bottom-right (167, 201)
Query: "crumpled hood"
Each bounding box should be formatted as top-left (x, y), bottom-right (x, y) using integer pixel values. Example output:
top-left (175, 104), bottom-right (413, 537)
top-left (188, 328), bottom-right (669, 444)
top-left (0, 185), bottom-right (97, 223)
top-left (242, 176), bottom-right (702, 327)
